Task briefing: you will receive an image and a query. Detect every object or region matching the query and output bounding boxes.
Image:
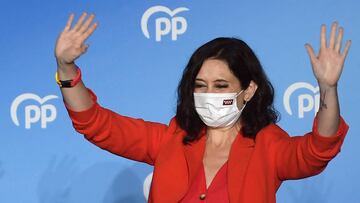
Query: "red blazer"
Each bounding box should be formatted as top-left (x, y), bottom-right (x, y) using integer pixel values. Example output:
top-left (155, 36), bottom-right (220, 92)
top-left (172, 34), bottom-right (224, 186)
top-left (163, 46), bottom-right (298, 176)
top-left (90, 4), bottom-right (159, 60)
top-left (66, 90), bottom-right (348, 203)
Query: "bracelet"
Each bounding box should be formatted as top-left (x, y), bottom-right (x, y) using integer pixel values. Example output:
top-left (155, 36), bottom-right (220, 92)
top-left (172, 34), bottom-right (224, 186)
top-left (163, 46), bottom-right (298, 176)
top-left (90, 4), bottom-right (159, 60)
top-left (55, 67), bottom-right (82, 88)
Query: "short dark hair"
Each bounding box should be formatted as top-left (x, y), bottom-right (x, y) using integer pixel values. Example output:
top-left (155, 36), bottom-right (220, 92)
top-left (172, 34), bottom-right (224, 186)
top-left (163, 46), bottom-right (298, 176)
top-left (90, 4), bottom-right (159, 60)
top-left (176, 37), bottom-right (279, 144)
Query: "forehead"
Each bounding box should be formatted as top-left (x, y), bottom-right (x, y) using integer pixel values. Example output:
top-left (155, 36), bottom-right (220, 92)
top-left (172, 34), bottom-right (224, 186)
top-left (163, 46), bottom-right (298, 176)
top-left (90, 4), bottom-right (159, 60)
top-left (196, 59), bottom-right (238, 82)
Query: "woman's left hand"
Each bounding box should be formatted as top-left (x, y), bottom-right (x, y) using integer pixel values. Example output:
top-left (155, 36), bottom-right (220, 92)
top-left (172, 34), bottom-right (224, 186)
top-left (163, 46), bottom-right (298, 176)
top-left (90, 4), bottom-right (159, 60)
top-left (305, 22), bottom-right (351, 89)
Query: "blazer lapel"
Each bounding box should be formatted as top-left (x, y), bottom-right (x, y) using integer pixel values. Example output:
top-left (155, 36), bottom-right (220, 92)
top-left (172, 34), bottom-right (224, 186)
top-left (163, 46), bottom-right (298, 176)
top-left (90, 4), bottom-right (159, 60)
top-left (183, 133), bottom-right (206, 188)
top-left (228, 133), bottom-right (255, 203)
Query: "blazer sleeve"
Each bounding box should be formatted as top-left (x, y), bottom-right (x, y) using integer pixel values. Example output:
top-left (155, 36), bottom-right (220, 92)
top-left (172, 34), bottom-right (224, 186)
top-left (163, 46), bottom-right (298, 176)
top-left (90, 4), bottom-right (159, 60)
top-left (64, 89), bottom-right (170, 165)
top-left (268, 116), bottom-right (348, 181)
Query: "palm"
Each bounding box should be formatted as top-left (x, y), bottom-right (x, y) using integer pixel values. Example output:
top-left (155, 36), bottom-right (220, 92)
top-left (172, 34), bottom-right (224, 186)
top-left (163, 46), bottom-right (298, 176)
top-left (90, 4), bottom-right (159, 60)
top-left (55, 13), bottom-right (97, 65)
top-left (305, 22), bottom-right (351, 88)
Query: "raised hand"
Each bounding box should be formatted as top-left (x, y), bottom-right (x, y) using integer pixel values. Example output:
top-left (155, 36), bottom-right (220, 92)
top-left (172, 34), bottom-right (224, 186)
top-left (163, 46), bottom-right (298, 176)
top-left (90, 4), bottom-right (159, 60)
top-left (305, 22), bottom-right (351, 137)
top-left (55, 13), bottom-right (97, 68)
top-left (305, 22), bottom-right (351, 89)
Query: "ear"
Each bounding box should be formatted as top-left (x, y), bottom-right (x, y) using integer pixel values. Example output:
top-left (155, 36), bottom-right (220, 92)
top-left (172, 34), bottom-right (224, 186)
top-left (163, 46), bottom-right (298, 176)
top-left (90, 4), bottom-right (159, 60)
top-left (244, 80), bottom-right (258, 102)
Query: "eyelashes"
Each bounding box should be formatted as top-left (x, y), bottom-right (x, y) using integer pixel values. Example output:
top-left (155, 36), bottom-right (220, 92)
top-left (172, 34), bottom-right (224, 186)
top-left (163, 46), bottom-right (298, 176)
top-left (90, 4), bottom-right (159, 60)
top-left (215, 84), bottom-right (229, 88)
top-left (194, 84), bottom-right (229, 89)
top-left (194, 84), bottom-right (205, 88)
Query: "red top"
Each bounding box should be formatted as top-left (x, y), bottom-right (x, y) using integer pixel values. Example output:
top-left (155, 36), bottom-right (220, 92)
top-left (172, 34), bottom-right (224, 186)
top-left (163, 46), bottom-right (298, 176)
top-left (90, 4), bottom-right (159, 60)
top-left (180, 161), bottom-right (229, 202)
top-left (65, 89), bottom-right (349, 203)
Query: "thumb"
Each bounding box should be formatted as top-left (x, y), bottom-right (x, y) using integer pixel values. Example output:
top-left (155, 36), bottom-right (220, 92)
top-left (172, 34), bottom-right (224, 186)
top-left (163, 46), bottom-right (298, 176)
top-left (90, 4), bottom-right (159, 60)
top-left (304, 43), bottom-right (317, 64)
top-left (81, 44), bottom-right (89, 54)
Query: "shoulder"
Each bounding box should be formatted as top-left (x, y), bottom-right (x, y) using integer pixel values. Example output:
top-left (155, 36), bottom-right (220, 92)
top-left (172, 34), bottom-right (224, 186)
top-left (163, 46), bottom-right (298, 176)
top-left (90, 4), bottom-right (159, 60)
top-left (166, 116), bottom-right (187, 138)
top-left (255, 123), bottom-right (289, 143)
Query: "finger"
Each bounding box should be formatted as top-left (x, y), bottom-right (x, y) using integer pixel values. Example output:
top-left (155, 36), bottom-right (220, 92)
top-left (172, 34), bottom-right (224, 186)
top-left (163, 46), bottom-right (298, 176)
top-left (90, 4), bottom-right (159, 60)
top-left (320, 24), bottom-right (327, 49)
top-left (73, 12), bottom-right (87, 31)
top-left (329, 22), bottom-right (338, 49)
top-left (63, 13), bottom-right (74, 32)
top-left (305, 44), bottom-right (319, 74)
top-left (80, 22), bottom-right (98, 41)
top-left (79, 14), bottom-right (95, 34)
top-left (342, 40), bottom-right (351, 59)
top-left (305, 43), bottom-right (317, 63)
top-left (335, 27), bottom-right (344, 53)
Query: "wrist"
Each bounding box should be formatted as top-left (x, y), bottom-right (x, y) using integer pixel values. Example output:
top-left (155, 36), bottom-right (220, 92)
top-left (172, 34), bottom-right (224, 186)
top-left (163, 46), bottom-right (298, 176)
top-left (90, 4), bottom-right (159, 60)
top-left (56, 58), bottom-right (76, 69)
top-left (318, 83), bottom-right (337, 92)
top-left (55, 66), bottom-right (82, 88)
top-left (57, 61), bottom-right (77, 78)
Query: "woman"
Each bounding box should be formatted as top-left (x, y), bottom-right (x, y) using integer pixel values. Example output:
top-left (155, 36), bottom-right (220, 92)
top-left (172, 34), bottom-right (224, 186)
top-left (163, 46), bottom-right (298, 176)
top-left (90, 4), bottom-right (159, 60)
top-left (55, 13), bottom-right (350, 202)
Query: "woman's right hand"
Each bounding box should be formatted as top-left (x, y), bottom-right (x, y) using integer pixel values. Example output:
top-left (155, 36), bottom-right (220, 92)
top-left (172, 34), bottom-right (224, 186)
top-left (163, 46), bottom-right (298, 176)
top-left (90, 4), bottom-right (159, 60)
top-left (55, 13), bottom-right (97, 70)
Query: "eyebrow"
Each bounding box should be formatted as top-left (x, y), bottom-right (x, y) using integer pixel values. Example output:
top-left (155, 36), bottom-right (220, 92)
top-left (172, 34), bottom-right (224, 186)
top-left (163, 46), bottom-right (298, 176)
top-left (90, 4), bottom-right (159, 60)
top-left (213, 79), bottom-right (229, 83)
top-left (195, 78), bottom-right (229, 83)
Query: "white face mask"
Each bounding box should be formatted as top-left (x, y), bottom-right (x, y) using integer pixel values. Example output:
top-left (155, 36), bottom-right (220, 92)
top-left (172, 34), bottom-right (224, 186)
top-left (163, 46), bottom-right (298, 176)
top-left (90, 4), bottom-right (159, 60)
top-left (194, 90), bottom-right (246, 128)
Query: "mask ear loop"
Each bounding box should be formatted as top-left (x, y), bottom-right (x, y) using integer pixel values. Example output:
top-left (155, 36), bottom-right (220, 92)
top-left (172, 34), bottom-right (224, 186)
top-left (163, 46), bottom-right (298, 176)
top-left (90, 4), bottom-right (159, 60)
top-left (241, 100), bottom-right (247, 110)
top-left (237, 89), bottom-right (247, 111)
top-left (235, 89), bottom-right (246, 105)
top-left (235, 90), bottom-right (244, 97)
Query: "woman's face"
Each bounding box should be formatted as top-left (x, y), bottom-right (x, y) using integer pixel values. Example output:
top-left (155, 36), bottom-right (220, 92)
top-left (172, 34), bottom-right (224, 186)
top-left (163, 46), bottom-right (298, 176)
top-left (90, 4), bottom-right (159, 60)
top-left (194, 59), bottom-right (242, 94)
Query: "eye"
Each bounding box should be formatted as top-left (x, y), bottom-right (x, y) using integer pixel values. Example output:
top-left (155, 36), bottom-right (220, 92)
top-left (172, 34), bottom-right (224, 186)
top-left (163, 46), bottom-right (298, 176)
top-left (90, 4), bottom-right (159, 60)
top-left (195, 83), bottom-right (206, 88)
top-left (215, 84), bottom-right (229, 88)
